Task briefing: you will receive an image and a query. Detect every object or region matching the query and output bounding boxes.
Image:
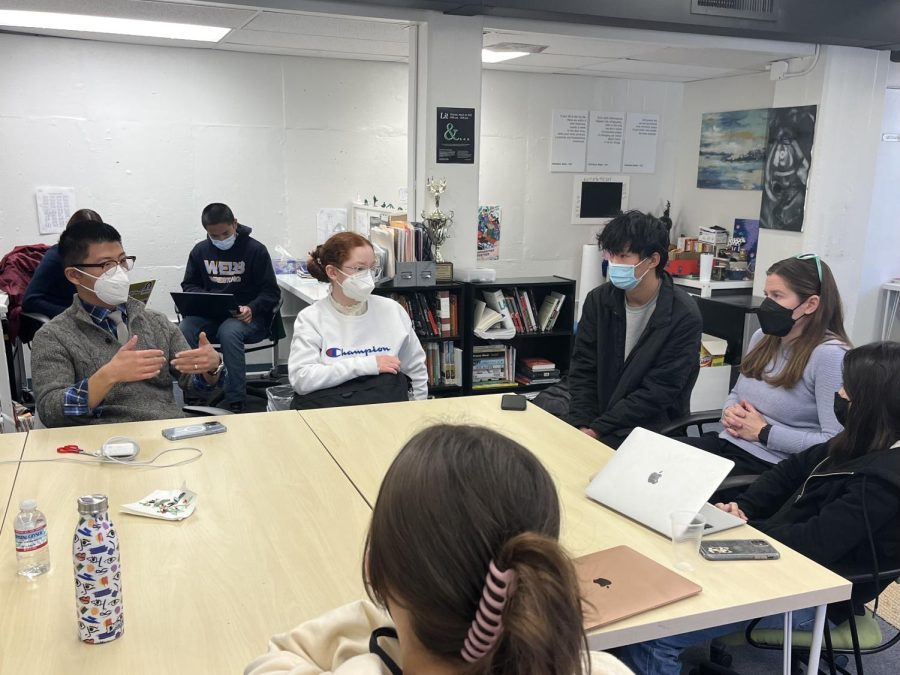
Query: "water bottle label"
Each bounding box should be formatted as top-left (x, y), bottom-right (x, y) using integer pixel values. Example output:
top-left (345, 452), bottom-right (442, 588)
top-left (73, 514), bottom-right (124, 643)
top-left (15, 525), bottom-right (48, 553)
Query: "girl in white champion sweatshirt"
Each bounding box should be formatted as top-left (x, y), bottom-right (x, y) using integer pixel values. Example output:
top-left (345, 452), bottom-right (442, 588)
top-left (288, 233), bottom-right (427, 400)
top-left (245, 424), bottom-right (631, 675)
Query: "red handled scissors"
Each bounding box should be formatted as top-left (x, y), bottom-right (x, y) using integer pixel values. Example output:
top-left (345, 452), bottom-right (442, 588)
top-left (57, 445), bottom-right (87, 454)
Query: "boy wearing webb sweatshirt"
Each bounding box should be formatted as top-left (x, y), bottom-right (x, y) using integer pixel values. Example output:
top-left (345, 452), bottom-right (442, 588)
top-left (180, 203), bottom-right (281, 412)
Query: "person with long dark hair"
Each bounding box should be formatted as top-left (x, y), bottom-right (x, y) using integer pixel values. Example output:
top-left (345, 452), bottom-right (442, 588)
top-left (245, 424), bottom-right (631, 675)
top-left (619, 341), bottom-right (900, 674)
top-left (679, 254), bottom-right (850, 476)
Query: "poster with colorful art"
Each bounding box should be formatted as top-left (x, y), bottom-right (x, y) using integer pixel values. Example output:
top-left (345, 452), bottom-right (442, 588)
top-left (477, 206), bottom-right (501, 261)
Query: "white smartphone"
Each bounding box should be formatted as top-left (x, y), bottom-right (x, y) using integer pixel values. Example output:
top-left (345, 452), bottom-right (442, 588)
top-left (699, 539), bottom-right (780, 561)
top-left (161, 421), bottom-right (227, 441)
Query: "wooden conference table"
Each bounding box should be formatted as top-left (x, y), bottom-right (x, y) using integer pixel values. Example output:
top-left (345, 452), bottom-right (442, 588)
top-left (299, 395), bottom-right (852, 671)
top-left (0, 396), bottom-right (851, 673)
top-left (0, 412), bottom-right (372, 674)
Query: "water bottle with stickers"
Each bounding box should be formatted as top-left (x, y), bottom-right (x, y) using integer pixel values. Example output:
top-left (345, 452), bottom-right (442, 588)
top-left (14, 499), bottom-right (50, 578)
top-left (73, 494), bottom-right (124, 643)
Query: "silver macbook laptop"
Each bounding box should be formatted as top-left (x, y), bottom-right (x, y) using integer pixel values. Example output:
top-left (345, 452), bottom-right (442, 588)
top-left (585, 427), bottom-right (745, 537)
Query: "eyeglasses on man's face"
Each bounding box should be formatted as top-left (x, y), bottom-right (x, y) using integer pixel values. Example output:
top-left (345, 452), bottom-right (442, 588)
top-left (74, 256), bottom-right (136, 275)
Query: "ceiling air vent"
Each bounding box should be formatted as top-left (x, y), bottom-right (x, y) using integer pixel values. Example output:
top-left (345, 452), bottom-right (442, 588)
top-left (691, 0), bottom-right (778, 22)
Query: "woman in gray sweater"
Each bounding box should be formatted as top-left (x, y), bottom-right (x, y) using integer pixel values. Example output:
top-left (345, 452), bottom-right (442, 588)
top-left (679, 254), bottom-right (849, 476)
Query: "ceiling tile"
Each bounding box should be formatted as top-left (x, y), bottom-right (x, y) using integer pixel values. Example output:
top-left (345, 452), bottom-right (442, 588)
top-left (582, 59), bottom-right (743, 79)
top-left (245, 11), bottom-right (409, 42)
top-left (3, 0), bottom-right (256, 28)
top-left (224, 29), bottom-right (408, 58)
top-left (634, 46), bottom-right (802, 70)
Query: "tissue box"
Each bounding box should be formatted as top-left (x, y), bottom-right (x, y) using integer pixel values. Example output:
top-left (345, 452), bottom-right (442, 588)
top-left (699, 226), bottom-right (728, 246)
top-left (273, 258), bottom-right (297, 274)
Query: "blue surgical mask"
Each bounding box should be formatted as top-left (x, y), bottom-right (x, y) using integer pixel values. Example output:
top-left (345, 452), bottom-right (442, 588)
top-left (210, 233), bottom-right (236, 251)
top-left (608, 259), bottom-right (649, 291)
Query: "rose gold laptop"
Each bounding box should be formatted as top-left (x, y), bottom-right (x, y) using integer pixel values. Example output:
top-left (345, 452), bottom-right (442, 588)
top-left (575, 545), bottom-right (702, 630)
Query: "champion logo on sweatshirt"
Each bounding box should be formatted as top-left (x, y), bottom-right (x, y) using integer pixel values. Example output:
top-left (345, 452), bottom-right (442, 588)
top-left (325, 345), bottom-right (391, 358)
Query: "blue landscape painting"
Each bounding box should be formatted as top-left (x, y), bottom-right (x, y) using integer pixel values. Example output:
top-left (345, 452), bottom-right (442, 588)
top-left (697, 109), bottom-right (768, 190)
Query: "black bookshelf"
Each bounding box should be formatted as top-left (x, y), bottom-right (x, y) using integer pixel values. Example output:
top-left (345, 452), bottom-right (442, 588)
top-left (464, 276), bottom-right (576, 395)
top-left (373, 280), bottom-right (467, 397)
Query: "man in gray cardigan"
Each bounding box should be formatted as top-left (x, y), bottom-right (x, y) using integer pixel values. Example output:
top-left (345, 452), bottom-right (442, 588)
top-left (32, 221), bottom-right (223, 427)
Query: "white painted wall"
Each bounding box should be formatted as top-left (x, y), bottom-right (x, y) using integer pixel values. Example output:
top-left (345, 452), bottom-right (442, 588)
top-left (479, 69), bottom-right (683, 282)
top-left (756, 46), bottom-right (889, 339)
top-left (671, 73), bottom-right (775, 237)
top-left (856, 87), bottom-right (900, 343)
top-left (0, 33), bottom-right (408, 322)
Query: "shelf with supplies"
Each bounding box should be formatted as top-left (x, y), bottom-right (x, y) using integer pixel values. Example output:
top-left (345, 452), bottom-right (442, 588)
top-left (464, 276), bottom-right (576, 395)
top-left (373, 280), bottom-right (466, 396)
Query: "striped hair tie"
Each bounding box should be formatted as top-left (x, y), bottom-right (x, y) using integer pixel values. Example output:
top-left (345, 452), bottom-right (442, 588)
top-left (460, 560), bottom-right (517, 663)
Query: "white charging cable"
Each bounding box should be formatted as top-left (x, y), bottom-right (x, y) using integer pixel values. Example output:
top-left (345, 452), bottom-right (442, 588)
top-left (0, 436), bottom-right (203, 469)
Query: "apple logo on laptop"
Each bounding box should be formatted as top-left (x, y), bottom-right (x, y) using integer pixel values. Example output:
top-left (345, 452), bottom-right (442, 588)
top-left (592, 577), bottom-right (612, 589)
top-left (647, 471), bottom-right (663, 484)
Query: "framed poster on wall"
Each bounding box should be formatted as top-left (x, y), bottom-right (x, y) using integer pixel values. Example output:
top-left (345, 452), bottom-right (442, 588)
top-left (437, 107), bottom-right (475, 164)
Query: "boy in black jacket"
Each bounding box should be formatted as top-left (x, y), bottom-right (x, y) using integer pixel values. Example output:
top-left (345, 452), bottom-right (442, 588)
top-left (180, 203), bottom-right (280, 412)
top-left (568, 210), bottom-right (702, 448)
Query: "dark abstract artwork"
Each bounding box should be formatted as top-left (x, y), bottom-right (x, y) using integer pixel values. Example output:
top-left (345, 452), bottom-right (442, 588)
top-left (760, 105), bottom-right (817, 232)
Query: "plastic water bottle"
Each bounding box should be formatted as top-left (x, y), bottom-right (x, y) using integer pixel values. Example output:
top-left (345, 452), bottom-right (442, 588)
top-left (14, 499), bottom-right (50, 578)
top-left (73, 494), bottom-right (124, 643)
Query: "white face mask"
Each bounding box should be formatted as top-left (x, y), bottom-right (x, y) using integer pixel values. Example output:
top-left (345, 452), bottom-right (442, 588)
top-left (338, 269), bottom-right (375, 302)
top-left (79, 265), bottom-right (131, 306)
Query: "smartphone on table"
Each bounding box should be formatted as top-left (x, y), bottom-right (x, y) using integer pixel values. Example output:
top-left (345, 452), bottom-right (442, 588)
top-left (162, 421), bottom-right (227, 441)
top-left (699, 539), bottom-right (780, 561)
top-left (501, 394), bottom-right (527, 411)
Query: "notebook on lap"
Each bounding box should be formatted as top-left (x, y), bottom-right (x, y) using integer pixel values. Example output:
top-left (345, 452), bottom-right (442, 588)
top-left (576, 545), bottom-right (702, 629)
top-left (171, 292), bottom-right (239, 321)
top-left (585, 427), bottom-right (745, 537)
top-left (128, 280), bottom-right (155, 304)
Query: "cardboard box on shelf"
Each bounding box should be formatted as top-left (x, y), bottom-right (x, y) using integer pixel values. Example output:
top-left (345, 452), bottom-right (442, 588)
top-left (700, 333), bottom-right (728, 368)
top-left (699, 225), bottom-right (729, 246)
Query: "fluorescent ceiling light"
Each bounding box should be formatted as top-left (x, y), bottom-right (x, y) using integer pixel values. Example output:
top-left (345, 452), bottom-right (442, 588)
top-left (482, 49), bottom-right (529, 64)
top-left (0, 10), bottom-right (230, 42)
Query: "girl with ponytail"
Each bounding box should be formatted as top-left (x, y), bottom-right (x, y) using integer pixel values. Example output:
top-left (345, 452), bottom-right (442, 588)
top-left (245, 424), bottom-right (631, 675)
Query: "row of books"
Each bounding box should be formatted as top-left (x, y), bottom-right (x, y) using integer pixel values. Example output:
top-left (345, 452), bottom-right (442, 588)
top-left (370, 221), bottom-right (433, 280)
top-left (390, 290), bottom-right (459, 338)
top-left (473, 288), bottom-right (566, 339)
top-left (425, 342), bottom-right (462, 388)
top-left (471, 344), bottom-right (518, 390)
top-left (515, 357), bottom-right (561, 386)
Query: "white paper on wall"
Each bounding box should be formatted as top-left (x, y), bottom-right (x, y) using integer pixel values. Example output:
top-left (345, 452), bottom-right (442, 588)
top-left (550, 109), bottom-right (588, 172)
top-left (586, 112), bottom-right (625, 172)
top-left (622, 113), bottom-right (659, 174)
top-left (316, 208), bottom-right (348, 245)
top-left (35, 187), bottom-right (76, 235)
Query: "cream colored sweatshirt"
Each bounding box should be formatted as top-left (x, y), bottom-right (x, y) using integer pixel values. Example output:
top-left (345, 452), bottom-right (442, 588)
top-left (245, 601), bottom-right (632, 675)
top-left (288, 295), bottom-right (428, 400)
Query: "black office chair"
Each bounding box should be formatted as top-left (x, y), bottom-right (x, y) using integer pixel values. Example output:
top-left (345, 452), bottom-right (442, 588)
top-left (205, 300), bottom-right (287, 407)
top-left (694, 568), bottom-right (900, 675)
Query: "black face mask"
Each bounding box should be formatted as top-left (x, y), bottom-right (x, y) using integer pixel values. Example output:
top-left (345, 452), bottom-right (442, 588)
top-left (833, 392), bottom-right (850, 427)
top-left (757, 297), bottom-right (803, 337)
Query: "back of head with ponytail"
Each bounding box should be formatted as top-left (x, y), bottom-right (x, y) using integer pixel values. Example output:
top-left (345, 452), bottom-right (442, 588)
top-left (365, 424), bottom-right (588, 675)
